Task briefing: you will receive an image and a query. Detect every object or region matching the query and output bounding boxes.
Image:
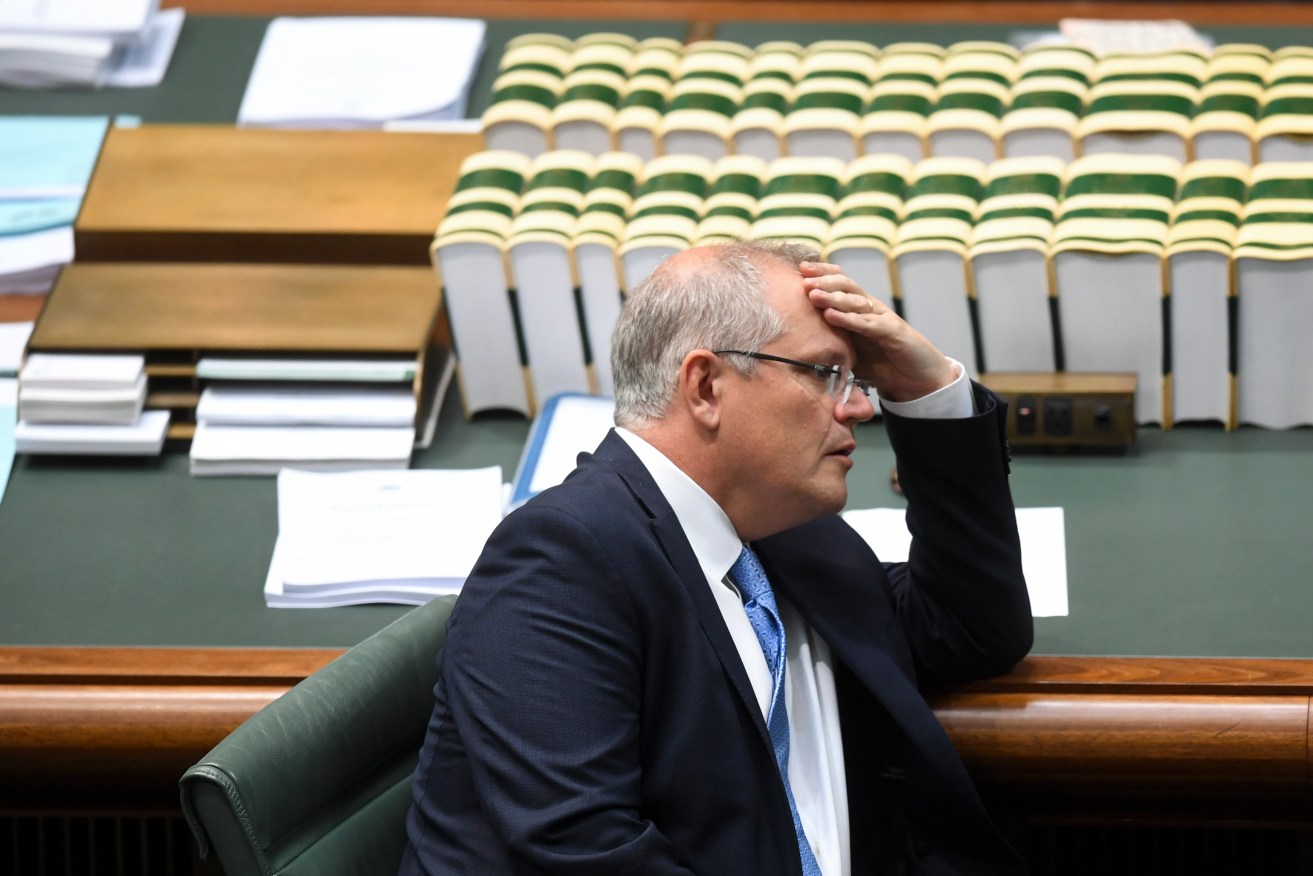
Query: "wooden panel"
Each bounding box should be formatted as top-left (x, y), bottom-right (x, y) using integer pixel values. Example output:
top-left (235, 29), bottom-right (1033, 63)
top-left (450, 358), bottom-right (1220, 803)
top-left (0, 685), bottom-right (288, 812)
top-left (28, 262), bottom-right (440, 354)
top-left (161, 1), bottom-right (1313, 26)
top-left (964, 655), bottom-right (1313, 696)
top-left (932, 692), bottom-right (1311, 791)
top-left (4, 650), bottom-right (1313, 818)
top-left (0, 648), bottom-right (341, 812)
top-left (75, 127), bottom-right (480, 265)
top-left (0, 646), bottom-right (341, 684)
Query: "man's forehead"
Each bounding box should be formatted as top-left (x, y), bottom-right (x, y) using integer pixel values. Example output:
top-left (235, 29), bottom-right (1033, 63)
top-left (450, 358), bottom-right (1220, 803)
top-left (762, 267), bottom-right (854, 360)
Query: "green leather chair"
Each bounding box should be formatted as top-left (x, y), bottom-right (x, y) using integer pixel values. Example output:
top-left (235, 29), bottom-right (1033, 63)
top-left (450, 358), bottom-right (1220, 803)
top-left (179, 595), bottom-right (456, 876)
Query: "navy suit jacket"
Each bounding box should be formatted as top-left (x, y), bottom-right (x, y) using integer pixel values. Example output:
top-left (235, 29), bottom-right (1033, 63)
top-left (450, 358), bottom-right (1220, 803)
top-left (401, 383), bottom-right (1033, 875)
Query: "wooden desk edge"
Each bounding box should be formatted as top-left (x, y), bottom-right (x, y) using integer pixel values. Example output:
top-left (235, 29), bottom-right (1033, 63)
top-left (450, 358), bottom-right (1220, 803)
top-left (2, 649), bottom-right (1311, 818)
top-left (5, 648), bottom-right (1313, 690)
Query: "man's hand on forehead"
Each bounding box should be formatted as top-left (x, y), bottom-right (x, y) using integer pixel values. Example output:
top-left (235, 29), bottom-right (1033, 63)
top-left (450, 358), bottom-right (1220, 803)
top-left (799, 260), bottom-right (956, 403)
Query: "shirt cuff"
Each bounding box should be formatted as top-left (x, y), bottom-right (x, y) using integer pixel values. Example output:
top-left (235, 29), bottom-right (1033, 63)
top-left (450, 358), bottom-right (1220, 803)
top-left (877, 358), bottom-right (974, 420)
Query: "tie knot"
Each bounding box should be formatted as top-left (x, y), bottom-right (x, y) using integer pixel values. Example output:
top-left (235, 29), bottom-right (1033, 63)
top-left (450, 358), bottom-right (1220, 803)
top-left (729, 546), bottom-right (774, 607)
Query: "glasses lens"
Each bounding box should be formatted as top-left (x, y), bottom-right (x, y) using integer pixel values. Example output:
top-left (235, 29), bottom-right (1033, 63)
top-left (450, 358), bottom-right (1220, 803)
top-left (825, 368), bottom-right (840, 400)
top-left (837, 369), bottom-right (872, 404)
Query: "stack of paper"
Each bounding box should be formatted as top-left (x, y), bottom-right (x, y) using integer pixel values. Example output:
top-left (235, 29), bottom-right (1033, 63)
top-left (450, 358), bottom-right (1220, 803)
top-left (18, 352), bottom-right (145, 422)
top-left (195, 383), bottom-right (418, 427)
top-left (264, 466), bottom-right (504, 607)
top-left (188, 356), bottom-right (422, 476)
top-left (0, 116), bottom-right (109, 295)
top-left (0, 0), bottom-right (184, 89)
top-left (238, 17), bottom-right (487, 128)
top-left (1055, 18), bottom-right (1213, 56)
top-left (20, 361), bottom-right (145, 424)
top-left (14, 353), bottom-right (168, 455)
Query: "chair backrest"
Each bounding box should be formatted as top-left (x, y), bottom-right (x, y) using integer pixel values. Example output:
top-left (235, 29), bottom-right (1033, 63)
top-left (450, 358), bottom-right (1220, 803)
top-left (180, 595), bottom-right (455, 876)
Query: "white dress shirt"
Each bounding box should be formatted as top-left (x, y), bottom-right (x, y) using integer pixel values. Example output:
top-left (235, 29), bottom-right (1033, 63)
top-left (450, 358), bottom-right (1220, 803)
top-left (616, 359), bottom-right (973, 875)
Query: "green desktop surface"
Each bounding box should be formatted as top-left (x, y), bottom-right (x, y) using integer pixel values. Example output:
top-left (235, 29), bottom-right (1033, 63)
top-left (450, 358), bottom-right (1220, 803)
top-left (0, 17), bottom-right (688, 124)
top-left (3, 11), bottom-right (1313, 657)
top-left (0, 17), bottom-right (268, 123)
top-left (2, 385), bottom-right (1310, 657)
top-left (9, 15), bottom-right (1313, 127)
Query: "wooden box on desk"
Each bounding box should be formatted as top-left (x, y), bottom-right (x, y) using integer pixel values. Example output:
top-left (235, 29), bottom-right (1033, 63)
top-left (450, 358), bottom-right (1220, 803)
top-left (74, 126), bottom-right (481, 265)
top-left (27, 262), bottom-right (446, 441)
top-left (980, 372), bottom-right (1138, 449)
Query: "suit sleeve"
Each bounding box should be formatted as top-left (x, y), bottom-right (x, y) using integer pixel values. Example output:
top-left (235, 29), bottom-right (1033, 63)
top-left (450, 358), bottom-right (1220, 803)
top-left (881, 381), bottom-right (1034, 687)
top-left (440, 501), bottom-right (697, 875)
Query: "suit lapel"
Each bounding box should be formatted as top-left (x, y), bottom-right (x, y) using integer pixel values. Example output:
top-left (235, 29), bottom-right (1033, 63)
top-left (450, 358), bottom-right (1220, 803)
top-left (590, 431), bottom-right (774, 751)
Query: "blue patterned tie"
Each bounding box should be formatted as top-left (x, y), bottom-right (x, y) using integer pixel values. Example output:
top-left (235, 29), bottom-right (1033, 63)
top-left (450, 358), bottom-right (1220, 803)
top-left (729, 546), bottom-right (823, 876)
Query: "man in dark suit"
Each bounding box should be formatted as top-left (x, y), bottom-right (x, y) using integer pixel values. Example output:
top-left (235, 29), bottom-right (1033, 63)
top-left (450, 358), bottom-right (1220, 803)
top-left (401, 239), bottom-right (1033, 875)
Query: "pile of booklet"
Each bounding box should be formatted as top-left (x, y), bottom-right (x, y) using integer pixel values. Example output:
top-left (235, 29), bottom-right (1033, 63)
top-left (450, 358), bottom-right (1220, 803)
top-left (14, 353), bottom-right (169, 455)
top-left (264, 466), bottom-right (504, 607)
top-left (0, 0), bottom-right (183, 89)
top-left (188, 356), bottom-right (422, 476)
top-left (0, 116), bottom-right (109, 296)
top-left (263, 391), bottom-right (611, 608)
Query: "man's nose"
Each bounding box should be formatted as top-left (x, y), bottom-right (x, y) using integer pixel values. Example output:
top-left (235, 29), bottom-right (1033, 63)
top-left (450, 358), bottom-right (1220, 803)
top-left (836, 390), bottom-right (877, 424)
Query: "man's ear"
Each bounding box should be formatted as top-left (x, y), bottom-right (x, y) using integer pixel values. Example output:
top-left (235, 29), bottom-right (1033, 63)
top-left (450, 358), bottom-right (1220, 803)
top-left (676, 349), bottom-right (723, 431)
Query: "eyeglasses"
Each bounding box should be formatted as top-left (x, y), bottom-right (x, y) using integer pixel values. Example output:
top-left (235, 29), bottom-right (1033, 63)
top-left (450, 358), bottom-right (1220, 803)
top-left (713, 350), bottom-right (874, 405)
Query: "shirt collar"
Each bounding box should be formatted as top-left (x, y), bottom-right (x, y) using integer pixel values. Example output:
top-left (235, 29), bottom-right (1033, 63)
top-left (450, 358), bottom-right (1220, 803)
top-left (615, 427), bottom-right (743, 586)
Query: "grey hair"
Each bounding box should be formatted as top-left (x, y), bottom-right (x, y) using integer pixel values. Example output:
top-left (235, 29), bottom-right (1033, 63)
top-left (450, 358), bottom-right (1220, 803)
top-left (611, 239), bottom-right (821, 429)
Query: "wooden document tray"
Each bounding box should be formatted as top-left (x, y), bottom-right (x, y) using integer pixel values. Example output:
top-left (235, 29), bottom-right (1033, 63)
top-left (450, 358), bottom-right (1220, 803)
top-left (74, 126), bottom-right (481, 265)
top-left (28, 262), bottom-right (447, 442)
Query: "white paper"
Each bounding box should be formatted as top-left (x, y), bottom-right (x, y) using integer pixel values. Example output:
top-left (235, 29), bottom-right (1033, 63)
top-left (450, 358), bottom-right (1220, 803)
top-left (197, 382), bottom-right (417, 427)
top-left (0, 379), bottom-right (16, 506)
top-left (265, 466), bottom-right (504, 606)
top-left (14, 408), bottom-right (168, 455)
top-left (19, 372), bottom-right (146, 424)
top-left (104, 6), bottom-right (183, 88)
top-left (841, 506), bottom-right (1069, 617)
top-left (0, 0), bottom-right (158, 39)
top-left (0, 226), bottom-right (73, 289)
top-left (0, 31), bottom-right (115, 87)
top-left (19, 352), bottom-right (144, 388)
top-left (190, 422), bottom-right (415, 464)
top-left (1058, 18), bottom-right (1213, 55)
top-left (195, 356), bottom-right (418, 382)
top-left (238, 16), bottom-right (486, 127)
top-left (0, 322), bottom-right (33, 376)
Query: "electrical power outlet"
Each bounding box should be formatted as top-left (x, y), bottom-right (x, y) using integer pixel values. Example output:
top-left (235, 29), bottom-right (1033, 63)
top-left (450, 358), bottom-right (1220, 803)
top-left (1043, 398), bottom-right (1073, 435)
